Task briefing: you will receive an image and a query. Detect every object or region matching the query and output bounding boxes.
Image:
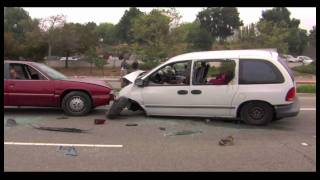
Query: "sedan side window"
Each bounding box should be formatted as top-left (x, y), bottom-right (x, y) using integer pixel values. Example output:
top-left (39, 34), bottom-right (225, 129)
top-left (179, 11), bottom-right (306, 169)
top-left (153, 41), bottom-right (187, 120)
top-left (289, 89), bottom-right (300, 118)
top-left (9, 64), bottom-right (28, 80)
top-left (148, 61), bottom-right (191, 86)
top-left (25, 65), bottom-right (46, 80)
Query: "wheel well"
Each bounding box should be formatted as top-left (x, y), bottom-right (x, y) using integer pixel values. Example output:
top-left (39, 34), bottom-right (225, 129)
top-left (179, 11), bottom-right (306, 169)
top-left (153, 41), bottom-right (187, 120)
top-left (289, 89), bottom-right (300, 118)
top-left (236, 100), bottom-right (275, 118)
top-left (60, 89), bottom-right (93, 107)
top-left (128, 99), bottom-right (145, 112)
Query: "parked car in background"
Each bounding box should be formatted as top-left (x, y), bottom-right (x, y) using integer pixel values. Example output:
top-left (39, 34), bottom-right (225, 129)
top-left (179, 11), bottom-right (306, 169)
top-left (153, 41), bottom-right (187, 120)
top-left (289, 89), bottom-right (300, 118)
top-left (4, 60), bottom-right (114, 116)
top-left (107, 49), bottom-right (300, 126)
top-left (283, 54), bottom-right (298, 62)
top-left (297, 56), bottom-right (314, 64)
top-left (60, 56), bottom-right (80, 61)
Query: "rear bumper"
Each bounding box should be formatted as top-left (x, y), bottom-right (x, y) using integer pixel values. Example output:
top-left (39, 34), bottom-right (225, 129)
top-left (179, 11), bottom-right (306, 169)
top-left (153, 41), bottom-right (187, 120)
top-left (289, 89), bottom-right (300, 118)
top-left (274, 97), bottom-right (300, 119)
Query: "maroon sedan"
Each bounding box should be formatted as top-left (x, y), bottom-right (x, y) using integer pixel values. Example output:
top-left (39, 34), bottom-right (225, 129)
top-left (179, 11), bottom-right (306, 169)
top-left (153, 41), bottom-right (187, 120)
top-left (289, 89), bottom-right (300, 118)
top-left (4, 60), bottom-right (114, 116)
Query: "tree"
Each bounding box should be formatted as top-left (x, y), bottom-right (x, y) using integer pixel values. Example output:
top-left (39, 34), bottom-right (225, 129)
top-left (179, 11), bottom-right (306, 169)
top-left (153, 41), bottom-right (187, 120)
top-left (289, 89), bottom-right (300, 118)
top-left (39, 15), bottom-right (66, 57)
top-left (53, 23), bottom-right (80, 68)
top-left (309, 26), bottom-right (316, 47)
top-left (95, 23), bottom-right (117, 45)
top-left (256, 21), bottom-right (289, 53)
top-left (197, 7), bottom-right (243, 43)
top-left (175, 22), bottom-right (213, 51)
top-left (259, 7), bottom-right (307, 55)
top-left (116, 7), bottom-right (143, 43)
top-left (131, 9), bottom-right (172, 60)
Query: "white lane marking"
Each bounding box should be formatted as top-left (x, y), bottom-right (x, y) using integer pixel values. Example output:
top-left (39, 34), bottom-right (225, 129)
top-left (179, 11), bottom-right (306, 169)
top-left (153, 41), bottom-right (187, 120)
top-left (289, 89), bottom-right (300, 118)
top-left (298, 97), bottom-right (316, 99)
top-left (4, 142), bottom-right (123, 148)
top-left (300, 108), bottom-right (316, 111)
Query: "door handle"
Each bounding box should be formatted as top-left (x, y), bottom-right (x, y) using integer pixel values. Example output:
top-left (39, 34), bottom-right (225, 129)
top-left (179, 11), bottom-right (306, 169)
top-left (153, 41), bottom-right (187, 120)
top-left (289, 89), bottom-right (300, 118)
top-left (177, 90), bottom-right (188, 95)
top-left (191, 90), bottom-right (202, 94)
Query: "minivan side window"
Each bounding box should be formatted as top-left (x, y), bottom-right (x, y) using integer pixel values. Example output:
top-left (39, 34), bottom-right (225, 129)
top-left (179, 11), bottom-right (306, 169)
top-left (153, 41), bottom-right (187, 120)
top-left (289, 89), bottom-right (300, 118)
top-left (192, 59), bottom-right (236, 85)
top-left (148, 61), bottom-right (191, 86)
top-left (239, 59), bottom-right (284, 84)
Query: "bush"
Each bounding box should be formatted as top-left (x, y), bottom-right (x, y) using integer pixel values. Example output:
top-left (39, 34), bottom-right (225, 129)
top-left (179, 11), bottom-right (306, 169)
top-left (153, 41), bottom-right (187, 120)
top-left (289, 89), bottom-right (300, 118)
top-left (139, 60), bottom-right (161, 70)
top-left (292, 63), bottom-right (316, 75)
top-left (297, 85), bottom-right (316, 93)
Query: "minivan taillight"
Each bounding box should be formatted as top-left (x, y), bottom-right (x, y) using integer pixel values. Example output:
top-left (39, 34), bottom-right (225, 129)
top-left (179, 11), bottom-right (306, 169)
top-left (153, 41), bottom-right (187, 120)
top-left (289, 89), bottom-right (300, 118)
top-left (286, 87), bottom-right (296, 101)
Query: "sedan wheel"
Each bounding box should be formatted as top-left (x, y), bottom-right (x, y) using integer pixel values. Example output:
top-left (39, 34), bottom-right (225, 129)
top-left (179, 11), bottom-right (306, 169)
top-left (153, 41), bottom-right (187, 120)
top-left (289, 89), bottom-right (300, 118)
top-left (62, 91), bottom-right (92, 116)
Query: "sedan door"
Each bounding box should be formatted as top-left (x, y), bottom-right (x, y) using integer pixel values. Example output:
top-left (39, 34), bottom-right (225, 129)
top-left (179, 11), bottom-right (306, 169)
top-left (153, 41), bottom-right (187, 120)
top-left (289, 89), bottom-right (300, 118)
top-left (141, 61), bottom-right (193, 116)
top-left (4, 63), bottom-right (10, 106)
top-left (8, 63), bottom-right (56, 107)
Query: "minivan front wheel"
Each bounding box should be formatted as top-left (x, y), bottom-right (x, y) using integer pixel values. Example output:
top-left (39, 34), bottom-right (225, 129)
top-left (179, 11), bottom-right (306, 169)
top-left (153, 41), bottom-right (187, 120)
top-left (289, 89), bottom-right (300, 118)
top-left (240, 102), bottom-right (273, 125)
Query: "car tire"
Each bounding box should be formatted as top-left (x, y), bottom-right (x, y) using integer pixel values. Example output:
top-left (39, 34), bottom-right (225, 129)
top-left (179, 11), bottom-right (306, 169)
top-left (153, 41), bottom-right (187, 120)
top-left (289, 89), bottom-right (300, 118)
top-left (61, 91), bottom-right (92, 116)
top-left (240, 102), bottom-right (273, 125)
top-left (107, 97), bottom-right (129, 119)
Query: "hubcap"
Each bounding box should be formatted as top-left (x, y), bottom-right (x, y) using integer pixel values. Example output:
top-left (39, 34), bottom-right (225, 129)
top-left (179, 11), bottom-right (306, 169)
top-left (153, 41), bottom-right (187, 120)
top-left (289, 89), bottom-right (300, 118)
top-left (69, 96), bottom-right (85, 112)
top-left (249, 107), bottom-right (265, 120)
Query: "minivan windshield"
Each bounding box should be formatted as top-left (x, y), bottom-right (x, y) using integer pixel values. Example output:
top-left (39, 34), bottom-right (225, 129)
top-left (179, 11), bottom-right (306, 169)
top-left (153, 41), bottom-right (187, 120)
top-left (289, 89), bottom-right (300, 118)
top-left (36, 63), bottom-right (67, 80)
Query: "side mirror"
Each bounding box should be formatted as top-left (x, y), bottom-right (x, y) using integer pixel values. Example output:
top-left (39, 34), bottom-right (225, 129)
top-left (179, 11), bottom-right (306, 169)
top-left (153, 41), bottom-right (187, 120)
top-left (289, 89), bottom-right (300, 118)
top-left (135, 78), bottom-right (145, 87)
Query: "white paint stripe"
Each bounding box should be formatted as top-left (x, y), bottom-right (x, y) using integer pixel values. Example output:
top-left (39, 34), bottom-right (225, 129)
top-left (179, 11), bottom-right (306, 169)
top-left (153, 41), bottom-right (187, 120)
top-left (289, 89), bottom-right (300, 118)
top-left (300, 108), bottom-right (316, 111)
top-left (298, 97), bottom-right (316, 99)
top-left (4, 142), bottom-right (123, 148)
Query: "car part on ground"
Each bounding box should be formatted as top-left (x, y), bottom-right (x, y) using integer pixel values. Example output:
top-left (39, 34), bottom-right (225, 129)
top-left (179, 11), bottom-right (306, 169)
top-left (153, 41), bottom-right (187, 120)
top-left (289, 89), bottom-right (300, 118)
top-left (164, 130), bottom-right (203, 136)
top-left (61, 91), bottom-right (92, 116)
top-left (94, 119), bottom-right (106, 125)
top-left (107, 97), bottom-right (129, 119)
top-left (30, 124), bottom-right (92, 133)
top-left (219, 136), bottom-right (234, 146)
top-left (6, 118), bottom-right (17, 127)
top-left (57, 146), bottom-right (78, 156)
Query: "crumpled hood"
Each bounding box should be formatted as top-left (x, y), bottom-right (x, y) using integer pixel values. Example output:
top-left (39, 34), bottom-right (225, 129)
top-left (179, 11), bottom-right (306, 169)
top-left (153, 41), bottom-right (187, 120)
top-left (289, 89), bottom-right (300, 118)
top-left (123, 70), bottom-right (146, 83)
top-left (64, 78), bottom-right (112, 89)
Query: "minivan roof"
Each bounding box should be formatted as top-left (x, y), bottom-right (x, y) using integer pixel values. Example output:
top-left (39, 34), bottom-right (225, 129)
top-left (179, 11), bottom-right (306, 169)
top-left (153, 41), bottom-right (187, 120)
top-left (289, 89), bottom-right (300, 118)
top-left (167, 49), bottom-right (278, 63)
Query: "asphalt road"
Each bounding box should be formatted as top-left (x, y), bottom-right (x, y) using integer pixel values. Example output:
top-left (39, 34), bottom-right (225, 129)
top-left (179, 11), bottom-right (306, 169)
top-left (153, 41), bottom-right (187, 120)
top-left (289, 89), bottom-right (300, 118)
top-left (4, 94), bottom-right (316, 171)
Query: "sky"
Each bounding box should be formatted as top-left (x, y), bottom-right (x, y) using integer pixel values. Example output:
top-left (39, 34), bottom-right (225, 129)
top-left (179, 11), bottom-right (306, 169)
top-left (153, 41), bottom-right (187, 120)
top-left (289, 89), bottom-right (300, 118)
top-left (23, 7), bottom-right (316, 31)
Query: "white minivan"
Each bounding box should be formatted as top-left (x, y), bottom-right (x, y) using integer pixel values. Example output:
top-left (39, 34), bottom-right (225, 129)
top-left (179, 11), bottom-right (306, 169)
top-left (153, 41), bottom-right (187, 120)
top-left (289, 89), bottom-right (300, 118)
top-left (107, 49), bottom-right (300, 125)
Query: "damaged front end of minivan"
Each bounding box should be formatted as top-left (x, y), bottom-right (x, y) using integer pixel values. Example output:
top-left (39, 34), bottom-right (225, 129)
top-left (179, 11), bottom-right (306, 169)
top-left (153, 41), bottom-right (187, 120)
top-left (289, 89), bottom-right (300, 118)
top-left (107, 70), bottom-right (146, 119)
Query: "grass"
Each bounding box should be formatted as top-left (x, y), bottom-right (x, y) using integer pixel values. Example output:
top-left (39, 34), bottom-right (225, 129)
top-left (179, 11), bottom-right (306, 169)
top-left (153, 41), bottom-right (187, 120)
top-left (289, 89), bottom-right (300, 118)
top-left (291, 63), bottom-right (316, 75)
top-left (297, 85), bottom-right (316, 93)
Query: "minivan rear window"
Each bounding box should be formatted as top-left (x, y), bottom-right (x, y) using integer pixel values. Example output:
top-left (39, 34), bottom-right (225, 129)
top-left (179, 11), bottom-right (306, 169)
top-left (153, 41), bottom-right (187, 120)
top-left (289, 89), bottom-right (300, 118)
top-left (239, 59), bottom-right (284, 84)
top-left (278, 57), bottom-right (295, 82)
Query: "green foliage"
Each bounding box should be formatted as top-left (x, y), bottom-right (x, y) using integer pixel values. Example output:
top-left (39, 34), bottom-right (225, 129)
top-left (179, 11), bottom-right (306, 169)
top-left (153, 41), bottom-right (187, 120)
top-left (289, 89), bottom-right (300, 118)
top-left (95, 23), bottom-right (117, 45)
top-left (131, 9), bottom-right (171, 60)
top-left (292, 63), bottom-right (316, 75)
top-left (116, 7), bottom-right (143, 43)
top-left (197, 7), bottom-right (243, 42)
top-left (139, 60), bottom-right (161, 70)
top-left (297, 85), bottom-right (316, 93)
top-left (309, 26), bottom-right (316, 47)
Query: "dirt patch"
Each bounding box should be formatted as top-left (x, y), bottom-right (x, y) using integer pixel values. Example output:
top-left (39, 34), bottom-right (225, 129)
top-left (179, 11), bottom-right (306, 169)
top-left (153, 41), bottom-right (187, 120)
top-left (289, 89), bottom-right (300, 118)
top-left (55, 67), bottom-right (121, 76)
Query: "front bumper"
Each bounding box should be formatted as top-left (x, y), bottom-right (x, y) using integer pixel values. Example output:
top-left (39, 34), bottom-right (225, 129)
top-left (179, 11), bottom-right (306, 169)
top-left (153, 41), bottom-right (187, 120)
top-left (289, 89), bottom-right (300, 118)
top-left (274, 97), bottom-right (300, 119)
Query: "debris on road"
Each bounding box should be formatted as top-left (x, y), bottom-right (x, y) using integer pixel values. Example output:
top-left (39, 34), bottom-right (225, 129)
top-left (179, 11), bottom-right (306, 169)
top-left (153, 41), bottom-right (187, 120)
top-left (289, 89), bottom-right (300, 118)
top-left (301, 142), bottom-right (309, 146)
top-left (159, 127), bottom-right (166, 131)
top-left (219, 136), bottom-right (234, 146)
top-left (30, 124), bottom-right (91, 133)
top-left (126, 123), bottom-right (138, 126)
top-left (164, 130), bottom-right (202, 136)
top-left (94, 119), bottom-right (106, 125)
top-left (56, 116), bottom-right (69, 119)
top-left (6, 118), bottom-right (17, 127)
top-left (205, 119), bottom-right (211, 123)
top-left (57, 146), bottom-right (78, 156)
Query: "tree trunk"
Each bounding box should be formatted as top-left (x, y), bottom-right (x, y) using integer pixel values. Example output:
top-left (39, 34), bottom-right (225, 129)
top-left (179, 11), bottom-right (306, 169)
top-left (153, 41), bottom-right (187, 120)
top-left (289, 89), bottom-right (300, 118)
top-left (65, 52), bottom-right (69, 69)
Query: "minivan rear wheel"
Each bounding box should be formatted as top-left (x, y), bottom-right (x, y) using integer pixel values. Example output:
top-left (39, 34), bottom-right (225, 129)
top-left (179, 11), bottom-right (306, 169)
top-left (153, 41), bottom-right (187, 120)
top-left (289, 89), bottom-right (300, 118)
top-left (240, 102), bottom-right (273, 125)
